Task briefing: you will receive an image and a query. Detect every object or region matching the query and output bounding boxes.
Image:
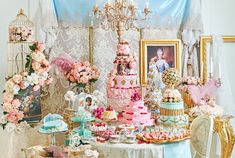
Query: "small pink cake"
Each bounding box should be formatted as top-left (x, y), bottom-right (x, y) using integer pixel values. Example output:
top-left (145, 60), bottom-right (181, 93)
top-left (119, 92), bottom-right (153, 126)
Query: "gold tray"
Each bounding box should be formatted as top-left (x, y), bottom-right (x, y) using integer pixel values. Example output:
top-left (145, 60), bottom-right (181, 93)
top-left (137, 134), bottom-right (190, 144)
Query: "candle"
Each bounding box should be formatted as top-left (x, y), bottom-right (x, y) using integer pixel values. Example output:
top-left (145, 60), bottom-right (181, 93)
top-left (209, 54), bottom-right (213, 76)
top-left (129, 0), bottom-right (133, 5)
top-left (218, 62), bottom-right (221, 78)
top-left (146, 2), bottom-right (149, 8)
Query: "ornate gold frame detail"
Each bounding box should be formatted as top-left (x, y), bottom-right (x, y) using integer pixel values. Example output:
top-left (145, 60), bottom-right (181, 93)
top-left (200, 36), bottom-right (235, 83)
top-left (140, 39), bottom-right (181, 86)
top-left (214, 115), bottom-right (235, 158)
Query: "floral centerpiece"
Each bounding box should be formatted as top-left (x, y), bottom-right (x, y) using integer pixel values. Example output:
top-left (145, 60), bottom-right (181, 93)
top-left (1, 41), bottom-right (52, 128)
top-left (51, 53), bottom-right (100, 93)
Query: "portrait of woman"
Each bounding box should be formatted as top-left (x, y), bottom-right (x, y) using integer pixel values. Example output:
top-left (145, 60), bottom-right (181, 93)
top-left (147, 46), bottom-right (175, 73)
top-left (140, 39), bottom-right (181, 85)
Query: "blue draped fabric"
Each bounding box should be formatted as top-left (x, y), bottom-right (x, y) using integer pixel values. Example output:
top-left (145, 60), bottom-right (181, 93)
top-left (53, 0), bottom-right (191, 28)
top-left (164, 140), bottom-right (192, 158)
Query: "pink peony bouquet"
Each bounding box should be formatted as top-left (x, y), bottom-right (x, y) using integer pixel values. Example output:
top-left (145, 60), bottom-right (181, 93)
top-left (1, 41), bottom-right (52, 127)
top-left (51, 53), bottom-right (100, 89)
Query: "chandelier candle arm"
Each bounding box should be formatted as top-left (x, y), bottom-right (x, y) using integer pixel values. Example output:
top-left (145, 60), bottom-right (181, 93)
top-left (93, 0), bottom-right (151, 42)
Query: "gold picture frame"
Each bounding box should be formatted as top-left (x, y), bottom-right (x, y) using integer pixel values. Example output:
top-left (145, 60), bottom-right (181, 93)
top-left (140, 39), bottom-right (181, 86)
top-left (200, 36), bottom-right (235, 83)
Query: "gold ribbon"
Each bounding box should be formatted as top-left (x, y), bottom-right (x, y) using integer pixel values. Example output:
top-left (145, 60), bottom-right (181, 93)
top-left (160, 108), bottom-right (184, 116)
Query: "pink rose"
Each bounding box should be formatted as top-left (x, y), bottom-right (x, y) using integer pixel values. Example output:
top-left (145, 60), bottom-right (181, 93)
top-left (207, 99), bottom-right (216, 107)
top-left (3, 92), bottom-right (14, 103)
top-left (12, 74), bottom-right (23, 84)
top-left (80, 76), bottom-right (89, 84)
top-left (33, 85), bottom-right (40, 92)
top-left (6, 110), bottom-right (24, 124)
top-left (69, 75), bottom-right (76, 82)
top-left (45, 77), bottom-right (53, 85)
top-left (36, 42), bottom-right (45, 52)
top-left (12, 99), bottom-right (21, 108)
top-left (3, 102), bottom-right (13, 113)
top-left (32, 61), bottom-right (41, 71)
top-left (129, 61), bottom-right (136, 69)
top-left (93, 106), bottom-right (105, 119)
top-left (84, 61), bottom-right (90, 67)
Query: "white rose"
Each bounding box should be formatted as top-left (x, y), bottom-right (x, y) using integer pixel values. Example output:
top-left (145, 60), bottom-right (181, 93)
top-left (30, 73), bottom-right (39, 85)
top-left (5, 123), bottom-right (17, 133)
top-left (31, 52), bottom-right (45, 62)
top-left (13, 84), bottom-right (20, 94)
top-left (4, 80), bottom-right (14, 93)
top-left (40, 71), bottom-right (48, 80)
top-left (84, 149), bottom-right (93, 157)
top-left (0, 116), bottom-right (7, 124)
top-left (23, 81), bottom-right (30, 88)
top-left (64, 91), bottom-right (76, 102)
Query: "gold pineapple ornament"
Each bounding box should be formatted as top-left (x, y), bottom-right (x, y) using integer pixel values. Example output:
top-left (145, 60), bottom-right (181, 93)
top-left (162, 68), bottom-right (181, 88)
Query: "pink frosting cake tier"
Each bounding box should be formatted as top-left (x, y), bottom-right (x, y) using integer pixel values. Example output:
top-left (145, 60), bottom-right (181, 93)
top-left (119, 100), bottom-right (153, 126)
top-left (107, 84), bottom-right (140, 112)
top-left (107, 86), bottom-right (140, 99)
top-left (114, 75), bottom-right (138, 89)
top-left (107, 98), bottom-right (129, 112)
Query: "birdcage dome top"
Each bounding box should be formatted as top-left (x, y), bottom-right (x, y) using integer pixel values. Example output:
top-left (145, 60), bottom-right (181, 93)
top-left (8, 9), bottom-right (34, 42)
top-left (9, 9), bottom-right (34, 27)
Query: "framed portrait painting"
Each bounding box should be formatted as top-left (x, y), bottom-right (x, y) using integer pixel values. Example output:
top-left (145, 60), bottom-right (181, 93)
top-left (140, 39), bottom-right (181, 85)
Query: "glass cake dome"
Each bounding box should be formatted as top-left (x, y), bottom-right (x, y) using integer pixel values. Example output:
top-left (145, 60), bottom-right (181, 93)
top-left (8, 8), bottom-right (34, 42)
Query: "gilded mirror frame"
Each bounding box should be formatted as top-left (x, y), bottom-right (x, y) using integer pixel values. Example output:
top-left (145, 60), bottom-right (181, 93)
top-left (200, 36), bottom-right (235, 83)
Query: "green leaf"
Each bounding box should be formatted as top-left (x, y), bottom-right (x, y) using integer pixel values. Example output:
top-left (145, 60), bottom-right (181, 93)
top-left (29, 43), bottom-right (36, 51)
top-left (17, 89), bottom-right (25, 96)
top-left (89, 78), bottom-right (97, 83)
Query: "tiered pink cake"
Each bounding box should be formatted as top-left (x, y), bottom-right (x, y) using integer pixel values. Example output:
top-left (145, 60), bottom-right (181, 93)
top-left (119, 92), bottom-right (153, 125)
top-left (106, 40), bottom-right (140, 112)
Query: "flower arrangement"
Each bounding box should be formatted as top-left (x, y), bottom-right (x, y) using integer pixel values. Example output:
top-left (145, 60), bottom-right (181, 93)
top-left (92, 106), bottom-right (105, 119)
top-left (9, 26), bottom-right (33, 42)
top-left (131, 92), bottom-right (141, 102)
top-left (51, 53), bottom-right (100, 92)
top-left (1, 41), bottom-right (52, 127)
top-left (177, 76), bottom-right (202, 108)
top-left (65, 61), bottom-right (100, 88)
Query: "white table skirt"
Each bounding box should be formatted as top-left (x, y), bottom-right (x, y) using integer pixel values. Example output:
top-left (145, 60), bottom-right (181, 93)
top-left (91, 140), bottom-right (191, 158)
top-left (0, 127), bottom-right (49, 158)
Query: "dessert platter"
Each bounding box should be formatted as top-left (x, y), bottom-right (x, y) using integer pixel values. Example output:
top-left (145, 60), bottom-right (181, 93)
top-left (136, 126), bottom-right (190, 144)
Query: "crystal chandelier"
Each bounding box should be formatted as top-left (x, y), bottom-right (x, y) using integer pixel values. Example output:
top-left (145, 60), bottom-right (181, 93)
top-left (93, 0), bottom-right (151, 42)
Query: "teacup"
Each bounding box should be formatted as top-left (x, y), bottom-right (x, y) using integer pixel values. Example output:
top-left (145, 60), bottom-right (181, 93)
top-left (125, 135), bottom-right (136, 143)
top-left (109, 135), bottom-right (120, 143)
